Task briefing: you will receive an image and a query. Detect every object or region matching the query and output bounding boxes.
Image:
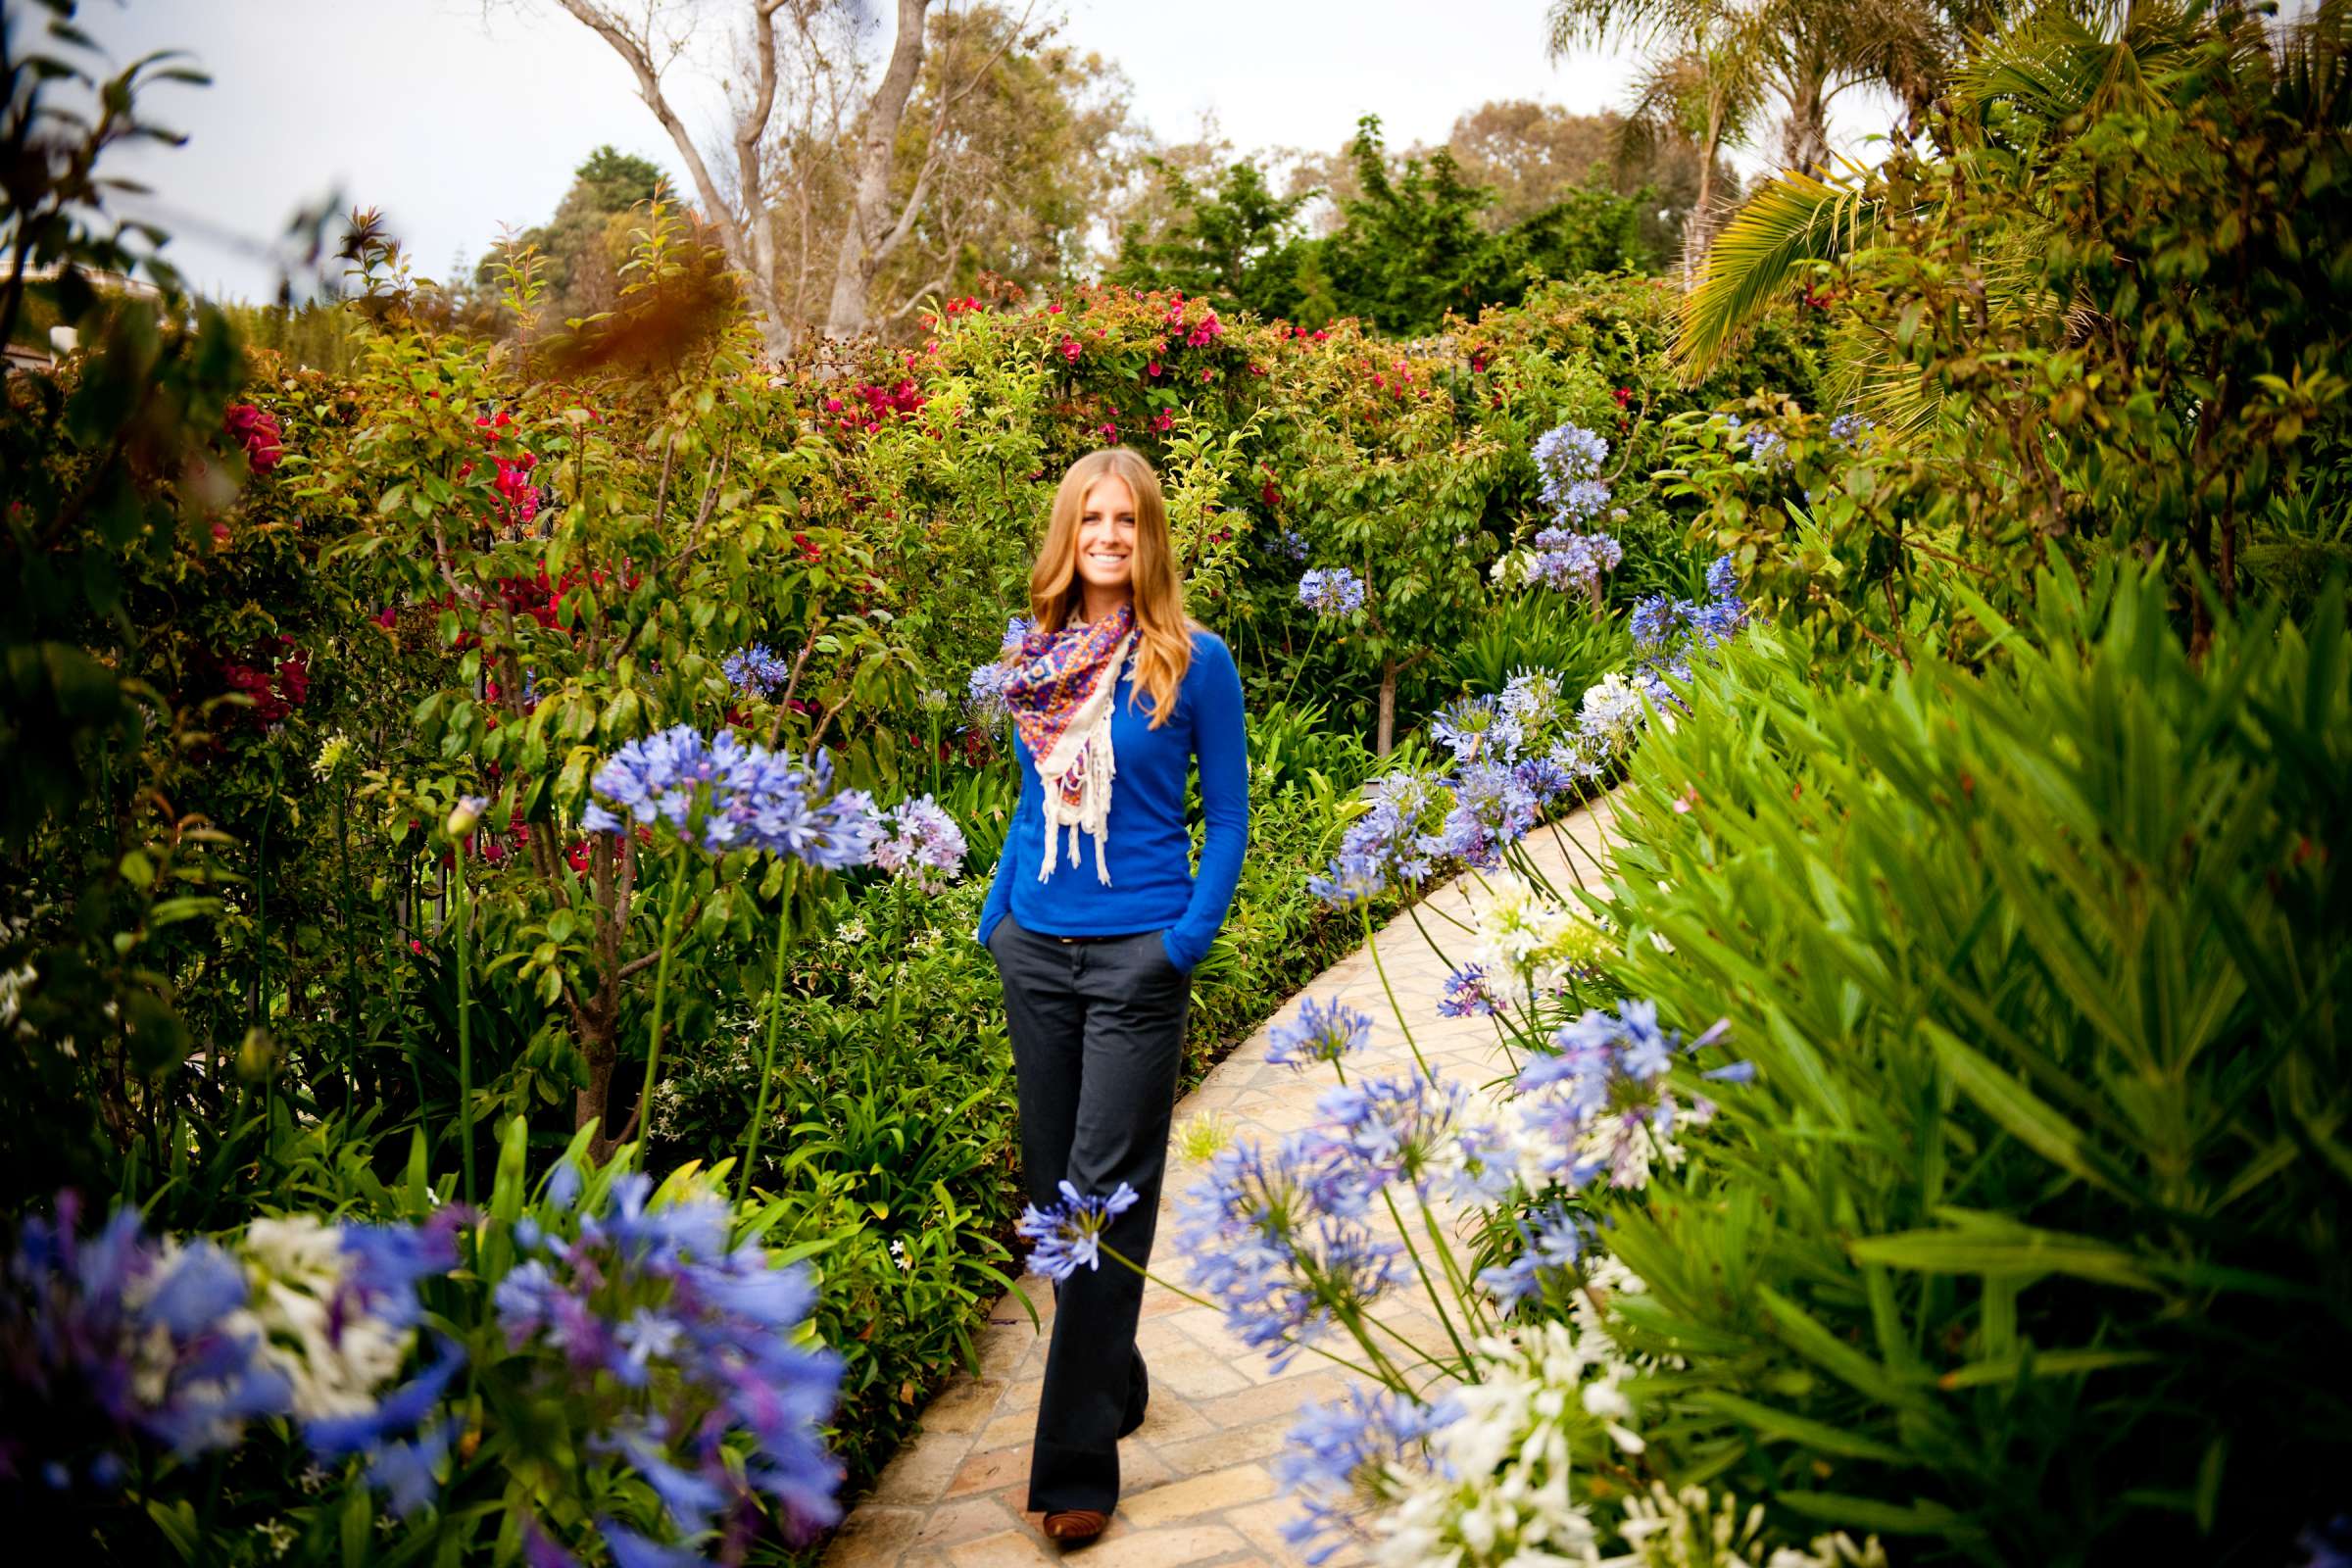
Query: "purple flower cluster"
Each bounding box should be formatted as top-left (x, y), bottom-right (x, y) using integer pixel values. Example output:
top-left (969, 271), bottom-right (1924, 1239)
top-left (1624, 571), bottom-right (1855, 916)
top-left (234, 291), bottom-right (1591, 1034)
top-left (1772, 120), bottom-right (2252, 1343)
top-left (1267, 996), bottom-right (1374, 1071)
top-left (964, 659), bottom-right (1013, 723)
top-left (1532, 421), bottom-right (1612, 524)
top-left (1435, 761), bottom-right (1540, 870)
top-left (1175, 1136), bottom-right (1403, 1367)
top-left (1474, 1203), bottom-right (1595, 1314)
top-left (1315, 1070), bottom-right (1467, 1200)
top-left (492, 1167), bottom-right (846, 1548)
top-left (1530, 526), bottom-right (1624, 594)
top-left (1270, 527), bottom-right (1310, 563)
top-left (1275, 1387), bottom-right (1458, 1565)
top-left (720, 644), bottom-right (791, 700)
top-left (960, 617), bottom-right (1032, 725)
top-left (1742, 424), bottom-right (1788, 466)
top-left (1428, 694), bottom-right (1522, 766)
top-left (1015, 1180), bottom-right (1141, 1280)
top-left (1298, 567), bottom-right (1367, 617)
top-left (1437, 963), bottom-right (1502, 1018)
top-left (1515, 1001), bottom-right (1746, 1189)
top-left (1306, 773), bottom-right (1445, 910)
top-left (582, 726), bottom-right (880, 868)
top-left (1829, 412), bottom-right (1875, 448)
top-left (2, 1196), bottom-right (466, 1505)
top-left (2, 1197), bottom-right (288, 1486)
top-left (872, 795), bottom-right (967, 893)
top-left (305, 1340), bottom-right (467, 1517)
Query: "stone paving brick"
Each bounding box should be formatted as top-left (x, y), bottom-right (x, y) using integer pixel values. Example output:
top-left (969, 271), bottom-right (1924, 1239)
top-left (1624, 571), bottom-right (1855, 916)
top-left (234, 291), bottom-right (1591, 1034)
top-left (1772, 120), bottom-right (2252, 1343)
top-left (1081, 1523), bottom-right (1256, 1568)
top-left (821, 799), bottom-right (1618, 1568)
top-left (1117, 1462), bottom-right (1279, 1528)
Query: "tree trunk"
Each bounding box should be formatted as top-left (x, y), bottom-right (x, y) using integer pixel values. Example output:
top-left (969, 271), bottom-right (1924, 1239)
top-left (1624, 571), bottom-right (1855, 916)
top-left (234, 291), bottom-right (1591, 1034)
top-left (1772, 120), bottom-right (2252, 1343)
top-left (824, 0), bottom-right (932, 339)
top-left (1783, 71), bottom-right (1831, 172)
top-left (558, 0), bottom-right (792, 360)
top-left (1376, 661), bottom-right (1398, 757)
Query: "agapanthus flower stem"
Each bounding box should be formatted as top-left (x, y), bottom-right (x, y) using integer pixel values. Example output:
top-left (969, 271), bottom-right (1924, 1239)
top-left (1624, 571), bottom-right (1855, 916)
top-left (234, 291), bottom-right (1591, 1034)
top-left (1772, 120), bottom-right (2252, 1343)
top-left (455, 844), bottom-right (476, 1207)
top-left (1096, 1240), bottom-right (1391, 1386)
top-left (625, 871), bottom-right (692, 1150)
top-left (1378, 1188), bottom-right (1475, 1375)
top-left (737, 870), bottom-right (800, 1211)
top-left (1280, 619), bottom-right (1324, 710)
top-left (1361, 906), bottom-right (1434, 1080)
top-left (1403, 902), bottom-right (1458, 973)
top-left (1420, 1203), bottom-right (1494, 1338)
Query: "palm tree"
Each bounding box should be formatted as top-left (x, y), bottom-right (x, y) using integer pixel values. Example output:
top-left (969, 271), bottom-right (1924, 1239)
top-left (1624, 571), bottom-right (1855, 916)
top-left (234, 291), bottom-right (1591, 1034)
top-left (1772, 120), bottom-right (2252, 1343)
top-left (1549, 0), bottom-right (1959, 181)
top-left (1670, 0), bottom-right (2308, 377)
top-left (1611, 34), bottom-right (1769, 278)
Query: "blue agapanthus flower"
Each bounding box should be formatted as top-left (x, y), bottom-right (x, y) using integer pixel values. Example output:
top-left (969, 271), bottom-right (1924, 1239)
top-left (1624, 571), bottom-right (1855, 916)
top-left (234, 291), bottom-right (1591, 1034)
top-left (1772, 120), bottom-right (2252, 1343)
top-left (489, 1170), bottom-right (846, 1547)
top-left (1427, 694), bottom-right (1522, 766)
top-left (1267, 996), bottom-right (1375, 1071)
top-left (1437, 963), bottom-right (1501, 1018)
top-left (305, 1340), bottom-right (468, 1517)
top-left (721, 643), bottom-right (791, 700)
top-left (580, 725), bottom-right (880, 868)
top-left (1274, 1387), bottom-right (1459, 1565)
top-left (1016, 1180), bottom-right (1142, 1280)
top-left (1298, 567), bottom-right (1367, 617)
top-left (1475, 1204), bottom-right (1596, 1314)
top-left (1530, 526), bottom-right (1623, 593)
top-left (1315, 1071), bottom-right (1466, 1201)
top-left (1742, 424), bottom-right (1788, 466)
top-left (873, 794), bottom-right (968, 893)
top-left (2, 1195), bottom-right (295, 1478)
top-left (1532, 420), bottom-right (1611, 525)
top-left (1177, 1137), bottom-right (1403, 1367)
top-left (1306, 773), bottom-right (1444, 909)
top-left (1436, 760), bottom-right (1539, 870)
top-left (1829, 412), bottom-right (1875, 448)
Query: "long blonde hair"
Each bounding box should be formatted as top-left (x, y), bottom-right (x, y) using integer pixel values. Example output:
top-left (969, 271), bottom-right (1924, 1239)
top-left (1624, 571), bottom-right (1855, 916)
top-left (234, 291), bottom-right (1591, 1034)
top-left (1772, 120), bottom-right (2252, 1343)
top-left (1028, 448), bottom-right (1194, 727)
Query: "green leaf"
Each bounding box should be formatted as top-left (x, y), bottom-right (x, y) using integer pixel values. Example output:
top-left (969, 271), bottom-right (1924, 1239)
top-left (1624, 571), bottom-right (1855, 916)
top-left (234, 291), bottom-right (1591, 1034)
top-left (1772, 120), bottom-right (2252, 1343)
top-left (1924, 1024), bottom-right (2136, 1200)
top-left (1686, 1391), bottom-right (1918, 1465)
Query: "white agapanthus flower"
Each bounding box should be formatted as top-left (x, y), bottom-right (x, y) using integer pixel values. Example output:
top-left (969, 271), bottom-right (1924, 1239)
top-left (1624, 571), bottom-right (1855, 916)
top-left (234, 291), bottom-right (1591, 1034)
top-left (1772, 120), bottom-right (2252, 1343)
top-left (1370, 1321), bottom-right (1642, 1568)
top-left (1578, 673), bottom-right (1647, 751)
top-left (1473, 872), bottom-right (1608, 994)
top-left (1616, 1481), bottom-right (1889, 1568)
top-left (235, 1216), bottom-right (413, 1420)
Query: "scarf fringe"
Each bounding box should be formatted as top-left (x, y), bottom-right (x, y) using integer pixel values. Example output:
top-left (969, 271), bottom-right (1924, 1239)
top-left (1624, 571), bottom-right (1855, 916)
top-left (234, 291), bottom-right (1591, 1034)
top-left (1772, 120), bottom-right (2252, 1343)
top-left (1034, 632), bottom-right (1130, 887)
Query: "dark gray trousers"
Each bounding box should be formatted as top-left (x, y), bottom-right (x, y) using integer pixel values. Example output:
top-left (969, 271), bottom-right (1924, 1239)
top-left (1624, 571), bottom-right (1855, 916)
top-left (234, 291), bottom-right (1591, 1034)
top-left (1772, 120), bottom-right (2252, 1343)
top-left (986, 912), bottom-right (1190, 1514)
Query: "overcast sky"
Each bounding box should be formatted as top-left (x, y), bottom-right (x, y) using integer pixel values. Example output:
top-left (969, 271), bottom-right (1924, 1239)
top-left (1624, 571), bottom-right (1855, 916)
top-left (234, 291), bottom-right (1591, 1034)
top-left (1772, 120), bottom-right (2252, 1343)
top-left (74, 0), bottom-right (1777, 302)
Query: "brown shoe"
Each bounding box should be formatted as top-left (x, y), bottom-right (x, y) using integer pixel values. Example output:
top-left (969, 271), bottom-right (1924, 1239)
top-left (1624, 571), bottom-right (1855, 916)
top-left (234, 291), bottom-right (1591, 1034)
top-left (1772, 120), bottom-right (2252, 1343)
top-left (1042, 1510), bottom-right (1109, 1544)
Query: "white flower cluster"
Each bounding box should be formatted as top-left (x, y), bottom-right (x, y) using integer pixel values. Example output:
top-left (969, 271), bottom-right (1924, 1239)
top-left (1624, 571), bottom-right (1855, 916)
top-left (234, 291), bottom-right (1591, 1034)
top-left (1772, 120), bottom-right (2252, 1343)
top-left (235, 1217), bottom-right (414, 1420)
top-left (1618, 1482), bottom-right (1888, 1568)
top-left (1371, 1321), bottom-right (1642, 1568)
top-left (1472, 871), bottom-right (1609, 994)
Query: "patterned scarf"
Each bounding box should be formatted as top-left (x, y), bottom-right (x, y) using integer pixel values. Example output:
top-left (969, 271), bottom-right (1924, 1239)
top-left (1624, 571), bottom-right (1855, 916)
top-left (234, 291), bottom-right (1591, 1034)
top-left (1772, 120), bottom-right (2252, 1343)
top-left (1003, 603), bottom-right (1137, 884)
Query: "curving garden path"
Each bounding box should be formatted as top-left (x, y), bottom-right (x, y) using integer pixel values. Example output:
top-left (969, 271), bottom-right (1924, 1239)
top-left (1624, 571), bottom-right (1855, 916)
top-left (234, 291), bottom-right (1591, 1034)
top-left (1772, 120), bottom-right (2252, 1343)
top-left (823, 797), bottom-right (1622, 1568)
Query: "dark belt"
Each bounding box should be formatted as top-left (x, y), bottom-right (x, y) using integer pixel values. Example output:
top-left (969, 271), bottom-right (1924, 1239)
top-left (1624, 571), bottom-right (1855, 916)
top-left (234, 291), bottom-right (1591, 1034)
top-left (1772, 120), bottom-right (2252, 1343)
top-left (1053, 932), bottom-right (1129, 945)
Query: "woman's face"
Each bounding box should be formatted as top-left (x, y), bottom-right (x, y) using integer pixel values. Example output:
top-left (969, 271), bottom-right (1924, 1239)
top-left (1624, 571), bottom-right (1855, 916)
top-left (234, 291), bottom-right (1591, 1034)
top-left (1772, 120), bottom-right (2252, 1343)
top-left (1074, 473), bottom-right (1139, 598)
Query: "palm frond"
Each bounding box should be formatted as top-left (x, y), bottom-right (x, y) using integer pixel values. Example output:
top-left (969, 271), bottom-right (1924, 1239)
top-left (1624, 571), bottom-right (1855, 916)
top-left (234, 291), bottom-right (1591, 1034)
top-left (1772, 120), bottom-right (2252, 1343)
top-left (1954, 0), bottom-right (2203, 122)
top-left (2273, 0), bottom-right (2352, 130)
top-left (1675, 164), bottom-right (1878, 375)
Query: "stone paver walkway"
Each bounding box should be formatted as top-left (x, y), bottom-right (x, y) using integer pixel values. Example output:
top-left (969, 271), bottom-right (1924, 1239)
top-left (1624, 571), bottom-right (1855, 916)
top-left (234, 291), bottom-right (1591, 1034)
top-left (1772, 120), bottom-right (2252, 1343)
top-left (825, 799), bottom-right (1620, 1568)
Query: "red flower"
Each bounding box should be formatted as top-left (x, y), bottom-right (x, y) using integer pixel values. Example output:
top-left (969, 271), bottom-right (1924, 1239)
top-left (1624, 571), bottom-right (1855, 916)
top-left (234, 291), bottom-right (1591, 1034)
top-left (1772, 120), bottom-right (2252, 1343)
top-left (223, 403), bottom-right (283, 474)
top-left (1146, 361), bottom-right (1161, 378)
top-left (1612, 387), bottom-right (1633, 408)
top-left (1059, 337), bottom-right (1082, 364)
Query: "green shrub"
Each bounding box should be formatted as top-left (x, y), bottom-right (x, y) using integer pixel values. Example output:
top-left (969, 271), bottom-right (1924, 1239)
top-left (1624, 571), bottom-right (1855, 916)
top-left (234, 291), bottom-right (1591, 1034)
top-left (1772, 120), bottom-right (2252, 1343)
top-left (1594, 562), bottom-right (2351, 1561)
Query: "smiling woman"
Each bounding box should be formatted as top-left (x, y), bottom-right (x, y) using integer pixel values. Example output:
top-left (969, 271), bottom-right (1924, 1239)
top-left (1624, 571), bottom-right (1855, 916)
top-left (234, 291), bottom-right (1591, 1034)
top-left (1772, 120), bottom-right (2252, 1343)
top-left (973, 448), bottom-right (1250, 1541)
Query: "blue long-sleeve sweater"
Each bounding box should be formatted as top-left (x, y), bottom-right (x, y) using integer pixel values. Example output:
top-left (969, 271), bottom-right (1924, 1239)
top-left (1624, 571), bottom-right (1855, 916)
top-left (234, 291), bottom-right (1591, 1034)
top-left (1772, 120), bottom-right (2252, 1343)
top-left (976, 629), bottom-right (1249, 973)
